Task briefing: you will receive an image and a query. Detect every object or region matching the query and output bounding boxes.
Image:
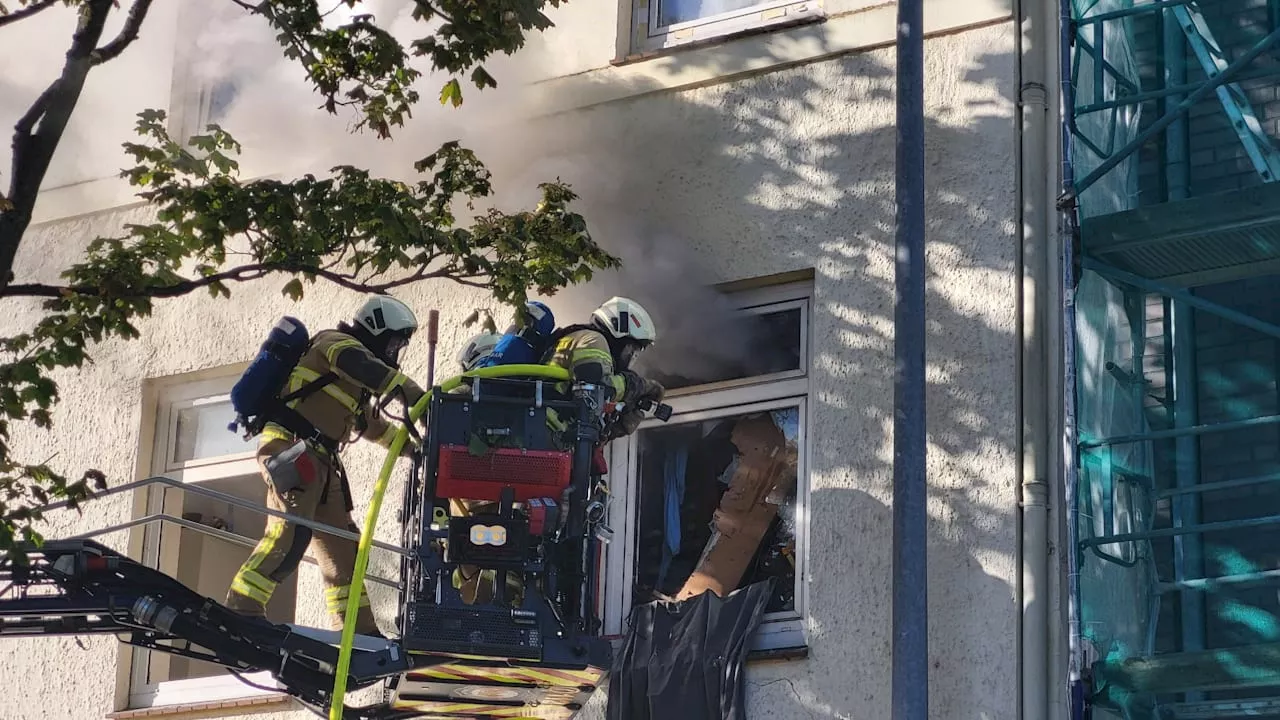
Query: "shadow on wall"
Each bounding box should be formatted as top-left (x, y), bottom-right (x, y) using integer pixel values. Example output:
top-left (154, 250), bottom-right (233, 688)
top-left (745, 489), bottom-right (1017, 719)
top-left (427, 29), bottom-right (1023, 720)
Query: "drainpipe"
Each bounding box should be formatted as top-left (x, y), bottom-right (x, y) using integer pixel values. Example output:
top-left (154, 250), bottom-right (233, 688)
top-left (890, 0), bottom-right (928, 718)
top-left (1017, 0), bottom-right (1057, 716)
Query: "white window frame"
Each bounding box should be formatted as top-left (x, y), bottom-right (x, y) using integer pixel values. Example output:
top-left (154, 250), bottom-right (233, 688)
top-left (127, 374), bottom-right (285, 710)
top-left (601, 281), bottom-right (812, 651)
top-left (631, 0), bottom-right (826, 54)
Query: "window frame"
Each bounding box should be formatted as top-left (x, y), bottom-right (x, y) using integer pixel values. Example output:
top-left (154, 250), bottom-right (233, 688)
top-left (631, 0), bottom-right (826, 54)
top-left (127, 374), bottom-right (285, 710)
top-left (159, 380), bottom-right (256, 473)
top-left (601, 281), bottom-right (812, 651)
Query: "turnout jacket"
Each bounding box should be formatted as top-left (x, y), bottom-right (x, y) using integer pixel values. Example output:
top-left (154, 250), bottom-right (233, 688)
top-left (263, 329), bottom-right (425, 452)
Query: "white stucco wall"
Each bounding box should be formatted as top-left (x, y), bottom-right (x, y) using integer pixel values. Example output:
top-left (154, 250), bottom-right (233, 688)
top-left (0, 6), bottom-right (1019, 720)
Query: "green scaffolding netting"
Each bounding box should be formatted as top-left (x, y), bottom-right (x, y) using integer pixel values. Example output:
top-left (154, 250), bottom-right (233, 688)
top-left (1071, 0), bottom-right (1143, 220)
top-left (1076, 269), bottom-right (1157, 669)
top-left (1070, 3), bottom-right (1280, 716)
top-left (1071, 0), bottom-right (1152, 682)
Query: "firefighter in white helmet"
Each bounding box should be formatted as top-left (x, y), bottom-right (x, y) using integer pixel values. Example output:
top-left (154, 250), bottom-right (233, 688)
top-left (546, 295), bottom-right (664, 439)
top-left (456, 331), bottom-right (502, 372)
top-left (226, 294), bottom-right (426, 638)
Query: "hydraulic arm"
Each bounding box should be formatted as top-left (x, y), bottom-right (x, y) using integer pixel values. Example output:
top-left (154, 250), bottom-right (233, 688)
top-left (0, 538), bottom-right (415, 719)
top-left (0, 367), bottom-right (663, 720)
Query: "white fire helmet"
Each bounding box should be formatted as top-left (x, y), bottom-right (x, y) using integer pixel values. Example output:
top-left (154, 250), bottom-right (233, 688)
top-left (457, 332), bottom-right (502, 371)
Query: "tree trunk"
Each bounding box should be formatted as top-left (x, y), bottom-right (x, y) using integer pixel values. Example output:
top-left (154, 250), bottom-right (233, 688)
top-left (0, 0), bottom-right (113, 287)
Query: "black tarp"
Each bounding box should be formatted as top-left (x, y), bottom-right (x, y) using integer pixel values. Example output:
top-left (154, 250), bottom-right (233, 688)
top-left (606, 579), bottom-right (775, 720)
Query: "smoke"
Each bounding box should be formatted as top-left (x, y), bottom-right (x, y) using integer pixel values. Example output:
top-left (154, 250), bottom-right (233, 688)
top-left (3, 0), bottom-right (768, 385)
top-left (0, 2), bottom-right (179, 191)
top-left (181, 0), bottom-right (550, 182)
top-left (179, 1), bottom-right (770, 385)
top-left (534, 225), bottom-right (770, 389)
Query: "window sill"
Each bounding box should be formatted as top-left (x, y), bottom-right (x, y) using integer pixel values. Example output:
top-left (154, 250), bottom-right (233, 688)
top-left (613, 13), bottom-right (828, 67)
top-left (524, 0), bottom-right (1011, 119)
top-left (107, 694), bottom-right (291, 719)
top-left (749, 645), bottom-right (809, 663)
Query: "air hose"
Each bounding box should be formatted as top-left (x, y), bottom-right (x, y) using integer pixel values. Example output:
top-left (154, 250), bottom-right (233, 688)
top-left (329, 364), bottom-right (572, 719)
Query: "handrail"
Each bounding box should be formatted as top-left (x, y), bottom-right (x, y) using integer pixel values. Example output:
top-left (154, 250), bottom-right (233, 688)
top-left (33, 474), bottom-right (412, 558)
top-left (67, 512), bottom-right (400, 590)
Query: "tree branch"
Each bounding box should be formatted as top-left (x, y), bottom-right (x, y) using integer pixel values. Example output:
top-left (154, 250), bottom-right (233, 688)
top-left (13, 85), bottom-right (54, 139)
top-left (92, 0), bottom-right (154, 65)
top-left (0, 261), bottom-right (490, 300)
top-left (0, 0), bottom-right (58, 29)
top-left (415, 1), bottom-right (455, 24)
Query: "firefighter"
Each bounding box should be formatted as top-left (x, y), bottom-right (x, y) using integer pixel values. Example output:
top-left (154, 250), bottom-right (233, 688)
top-left (546, 295), bottom-right (664, 439)
top-left (226, 295), bottom-right (426, 638)
top-left (456, 331), bottom-right (503, 372)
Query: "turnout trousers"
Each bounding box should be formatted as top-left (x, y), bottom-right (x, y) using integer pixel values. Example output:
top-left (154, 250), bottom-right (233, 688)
top-left (225, 437), bottom-right (379, 635)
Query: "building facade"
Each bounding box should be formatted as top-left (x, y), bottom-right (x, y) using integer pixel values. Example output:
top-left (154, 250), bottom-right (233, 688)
top-left (0, 0), bottom-right (1037, 719)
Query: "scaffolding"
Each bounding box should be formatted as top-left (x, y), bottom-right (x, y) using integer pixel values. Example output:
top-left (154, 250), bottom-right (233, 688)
top-left (1066, 1), bottom-right (1280, 719)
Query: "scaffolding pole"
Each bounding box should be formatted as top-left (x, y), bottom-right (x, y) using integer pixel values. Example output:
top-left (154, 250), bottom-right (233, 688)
top-left (1059, 23), bottom-right (1280, 207)
top-left (892, 0), bottom-right (927, 717)
top-left (1161, 9), bottom-right (1207, 670)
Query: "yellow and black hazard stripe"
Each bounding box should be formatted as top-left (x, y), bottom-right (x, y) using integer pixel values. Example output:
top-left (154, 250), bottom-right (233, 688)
top-left (403, 663), bottom-right (604, 689)
top-left (387, 699), bottom-right (577, 719)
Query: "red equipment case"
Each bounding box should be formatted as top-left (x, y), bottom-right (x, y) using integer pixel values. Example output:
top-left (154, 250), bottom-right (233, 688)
top-left (436, 445), bottom-right (573, 502)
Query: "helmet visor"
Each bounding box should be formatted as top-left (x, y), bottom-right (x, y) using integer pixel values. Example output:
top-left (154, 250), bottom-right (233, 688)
top-left (616, 340), bottom-right (649, 371)
top-left (383, 332), bottom-right (412, 366)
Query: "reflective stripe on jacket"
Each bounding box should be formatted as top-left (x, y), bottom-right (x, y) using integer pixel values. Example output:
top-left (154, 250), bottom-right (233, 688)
top-left (544, 328), bottom-right (627, 400)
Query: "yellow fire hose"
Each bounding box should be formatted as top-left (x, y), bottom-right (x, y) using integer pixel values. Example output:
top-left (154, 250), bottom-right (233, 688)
top-left (329, 364), bottom-right (572, 720)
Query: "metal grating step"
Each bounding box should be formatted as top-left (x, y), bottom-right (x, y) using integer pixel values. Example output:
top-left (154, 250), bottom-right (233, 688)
top-left (402, 604), bottom-right (543, 660)
top-left (1093, 642), bottom-right (1280, 704)
top-left (1162, 696), bottom-right (1280, 719)
top-left (1081, 183), bottom-right (1280, 286)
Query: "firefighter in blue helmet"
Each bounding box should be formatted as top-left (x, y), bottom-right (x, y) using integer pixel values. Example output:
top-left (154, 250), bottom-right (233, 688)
top-left (476, 300), bottom-right (557, 368)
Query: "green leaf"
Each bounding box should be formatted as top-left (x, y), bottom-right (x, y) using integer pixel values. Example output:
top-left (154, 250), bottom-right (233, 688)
top-left (439, 78), bottom-right (462, 108)
top-left (470, 66), bottom-right (497, 90)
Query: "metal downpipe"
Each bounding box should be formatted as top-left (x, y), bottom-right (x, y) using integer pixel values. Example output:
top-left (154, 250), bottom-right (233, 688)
top-left (891, 0), bottom-right (928, 717)
top-left (1017, 0), bottom-right (1055, 715)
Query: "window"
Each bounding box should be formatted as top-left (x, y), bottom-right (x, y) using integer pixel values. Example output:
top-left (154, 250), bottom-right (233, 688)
top-left (170, 1), bottom-right (254, 143)
top-left (128, 375), bottom-right (296, 709)
top-left (602, 281), bottom-right (811, 651)
top-left (630, 0), bottom-right (825, 54)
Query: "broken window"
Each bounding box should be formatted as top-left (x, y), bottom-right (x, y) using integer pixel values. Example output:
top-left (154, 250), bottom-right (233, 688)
top-left (632, 406), bottom-right (800, 614)
top-left (639, 299), bottom-right (806, 391)
top-left (599, 280), bottom-right (810, 650)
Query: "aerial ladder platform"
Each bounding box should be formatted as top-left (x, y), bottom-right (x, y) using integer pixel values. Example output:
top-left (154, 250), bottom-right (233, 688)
top-left (0, 367), bottom-right (660, 720)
